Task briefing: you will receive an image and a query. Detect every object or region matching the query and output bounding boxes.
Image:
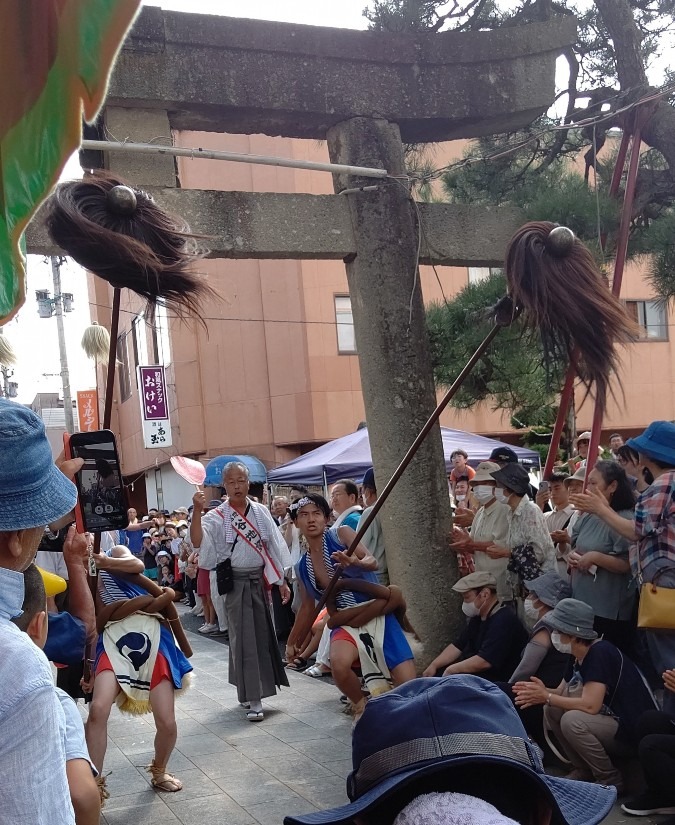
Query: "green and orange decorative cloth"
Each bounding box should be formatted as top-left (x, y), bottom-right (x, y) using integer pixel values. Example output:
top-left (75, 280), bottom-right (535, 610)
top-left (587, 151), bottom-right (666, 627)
top-left (0, 0), bottom-right (140, 323)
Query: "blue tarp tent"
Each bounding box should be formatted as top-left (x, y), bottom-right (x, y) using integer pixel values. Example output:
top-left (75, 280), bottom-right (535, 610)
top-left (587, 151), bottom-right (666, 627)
top-left (205, 454), bottom-right (268, 485)
top-left (267, 427), bottom-right (540, 486)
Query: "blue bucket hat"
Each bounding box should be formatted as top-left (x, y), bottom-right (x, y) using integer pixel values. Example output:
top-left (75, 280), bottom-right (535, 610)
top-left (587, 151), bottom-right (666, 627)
top-left (0, 399), bottom-right (77, 531)
top-left (283, 676), bottom-right (615, 825)
top-left (627, 421), bottom-right (675, 467)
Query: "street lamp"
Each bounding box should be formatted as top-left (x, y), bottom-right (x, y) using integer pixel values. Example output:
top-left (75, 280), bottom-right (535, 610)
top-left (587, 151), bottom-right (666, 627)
top-left (35, 257), bottom-right (76, 433)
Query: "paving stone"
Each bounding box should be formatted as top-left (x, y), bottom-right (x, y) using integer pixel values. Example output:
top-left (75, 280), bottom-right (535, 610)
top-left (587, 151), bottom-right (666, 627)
top-left (291, 739), bottom-right (352, 763)
top-left (104, 801), bottom-right (179, 825)
top-left (161, 768), bottom-right (224, 804)
top-left (168, 793), bottom-right (256, 825)
top-left (130, 750), bottom-right (195, 773)
top-left (176, 732), bottom-right (236, 757)
top-left (245, 796), bottom-right (320, 825)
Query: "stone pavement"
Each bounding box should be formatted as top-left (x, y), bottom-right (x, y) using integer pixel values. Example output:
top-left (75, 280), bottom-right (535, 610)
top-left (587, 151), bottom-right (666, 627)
top-left (85, 616), bottom-right (662, 825)
top-left (87, 618), bottom-right (352, 825)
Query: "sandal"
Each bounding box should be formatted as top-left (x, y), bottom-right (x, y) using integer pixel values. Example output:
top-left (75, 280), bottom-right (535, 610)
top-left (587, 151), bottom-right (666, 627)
top-left (96, 774), bottom-right (110, 807)
top-left (285, 657), bottom-right (309, 671)
top-left (304, 664), bottom-right (330, 678)
top-left (147, 761), bottom-right (183, 793)
top-left (246, 710), bottom-right (264, 722)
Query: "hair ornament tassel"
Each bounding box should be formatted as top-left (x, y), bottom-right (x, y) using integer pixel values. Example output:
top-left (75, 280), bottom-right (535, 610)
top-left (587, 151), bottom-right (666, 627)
top-left (504, 221), bottom-right (638, 416)
top-left (45, 170), bottom-right (215, 322)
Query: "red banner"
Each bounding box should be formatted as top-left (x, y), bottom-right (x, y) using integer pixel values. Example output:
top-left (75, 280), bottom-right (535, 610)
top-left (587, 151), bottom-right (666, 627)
top-left (77, 389), bottom-right (99, 432)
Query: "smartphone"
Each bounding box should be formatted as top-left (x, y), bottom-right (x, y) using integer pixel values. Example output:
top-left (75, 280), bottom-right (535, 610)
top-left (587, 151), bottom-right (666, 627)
top-left (64, 430), bottom-right (128, 533)
top-left (539, 481), bottom-right (549, 493)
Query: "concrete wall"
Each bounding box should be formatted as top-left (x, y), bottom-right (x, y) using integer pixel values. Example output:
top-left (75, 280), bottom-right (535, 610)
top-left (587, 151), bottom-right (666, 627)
top-left (144, 462), bottom-right (199, 513)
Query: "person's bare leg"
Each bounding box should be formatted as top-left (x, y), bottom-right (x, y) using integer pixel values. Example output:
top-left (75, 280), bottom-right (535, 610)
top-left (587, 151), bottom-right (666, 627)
top-left (201, 593), bottom-right (215, 625)
top-left (85, 670), bottom-right (120, 772)
top-left (330, 640), bottom-right (362, 704)
top-left (390, 659), bottom-right (416, 686)
top-left (299, 619), bottom-right (327, 660)
top-left (148, 679), bottom-right (182, 791)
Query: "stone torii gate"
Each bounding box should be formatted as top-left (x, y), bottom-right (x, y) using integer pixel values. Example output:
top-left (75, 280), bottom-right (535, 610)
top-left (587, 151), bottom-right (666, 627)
top-left (27, 8), bottom-right (575, 653)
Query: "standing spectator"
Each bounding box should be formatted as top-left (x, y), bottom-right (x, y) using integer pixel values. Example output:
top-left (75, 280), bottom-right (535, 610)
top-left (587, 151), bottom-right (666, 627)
top-left (329, 479), bottom-right (362, 529)
top-left (537, 472), bottom-right (575, 578)
top-left (449, 449), bottom-right (476, 491)
top-left (125, 507), bottom-right (155, 557)
top-left (486, 464), bottom-right (555, 591)
top-left (489, 446), bottom-right (539, 502)
top-left (451, 462), bottom-right (512, 605)
top-left (191, 462), bottom-right (291, 721)
top-left (141, 532), bottom-right (158, 580)
top-left (0, 398), bottom-right (82, 824)
top-left (270, 496), bottom-right (289, 525)
top-left (610, 433), bottom-right (625, 459)
top-left (359, 467), bottom-right (388, 585)
top-left (569, 432), bottom-right (592, 472)
top-left (568, 461), bottom-right (636, 649)
top-left (423, 571), bottom-right (528, 681)
top-left (617, 444), bottom-right (651, 493)
top-left (513, 599), bottom-right (657, 793)
top-left (570, 421), bottom-right (675, 712)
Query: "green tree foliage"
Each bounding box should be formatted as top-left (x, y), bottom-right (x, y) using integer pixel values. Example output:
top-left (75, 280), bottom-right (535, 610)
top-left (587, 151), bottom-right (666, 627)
top-left (426, 272), bottom-right (566, 419)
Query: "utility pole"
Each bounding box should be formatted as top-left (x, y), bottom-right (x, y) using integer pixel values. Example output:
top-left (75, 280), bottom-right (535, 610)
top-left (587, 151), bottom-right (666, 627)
top-left (50, 257), bottom-right (75, 433)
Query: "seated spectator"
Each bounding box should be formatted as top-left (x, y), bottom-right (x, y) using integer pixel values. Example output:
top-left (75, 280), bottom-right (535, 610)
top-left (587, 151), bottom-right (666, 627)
top-left (13, 565), bottom-right (100, 825)
top-left (451, 462), bottom-right (513, 605)
top-left (487, 464), bottom-right (556, 591)
top-left (570, 421), bottom-right (675, 713)
top-left (423, 571), bottom-right (528, 681)
top-left (568, 461), bottom-right (636, 650)
top-left (502, 572), bottom-right (572, 754)
top-left (622, 669), bottom-right (675, 818)
top-left (536, 471), bottom-right (574, 578)
top-left (282, 675), bottom-right (616, 825)
top-left (513, 598), bottom-right (658, 794)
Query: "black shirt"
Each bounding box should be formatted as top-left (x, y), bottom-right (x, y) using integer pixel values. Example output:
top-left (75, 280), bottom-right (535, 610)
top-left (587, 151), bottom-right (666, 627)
top-left (564, 640), bottom-right (657, 743)
top-left (454, 603), bottom-right (529, 682)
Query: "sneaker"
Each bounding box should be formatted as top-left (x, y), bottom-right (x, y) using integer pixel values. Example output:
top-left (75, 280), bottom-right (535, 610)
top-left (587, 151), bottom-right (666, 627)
top-left (198, 623), bottom-right (218, 634)
top-left (190, 605), bottom-right (204, 616)
top-left (622, 795), bottom-right (675, 816)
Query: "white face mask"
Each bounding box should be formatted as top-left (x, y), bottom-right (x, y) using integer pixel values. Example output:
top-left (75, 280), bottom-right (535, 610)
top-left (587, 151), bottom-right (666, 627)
top-left (455, 495), bottom-right (466, 503)
top-left (524, 599), bottom-right (540, 620)
top-left (462, 600), bottom-right (480, 618)
top-left (473, 485), bottom-right (494, 504)
top-left (493, 488), bottom-right (509, 504)
top-left (551, 631), bottom-right (572, 654)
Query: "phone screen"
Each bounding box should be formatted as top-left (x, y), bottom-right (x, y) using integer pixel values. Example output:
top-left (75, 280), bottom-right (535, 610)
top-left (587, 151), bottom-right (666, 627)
top-left (68, 430), bottom-right (128, 532)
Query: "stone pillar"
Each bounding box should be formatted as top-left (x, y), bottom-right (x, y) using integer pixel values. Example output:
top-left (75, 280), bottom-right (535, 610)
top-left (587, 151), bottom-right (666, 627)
top-left (327, 117), bottom-right (459, 659)
top-left (104, 107), bottom-right (176, 187)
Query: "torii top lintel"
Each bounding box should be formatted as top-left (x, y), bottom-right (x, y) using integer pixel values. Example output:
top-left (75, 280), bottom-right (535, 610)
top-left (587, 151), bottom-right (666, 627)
top-left (109, 7), bottom-right (576, 143)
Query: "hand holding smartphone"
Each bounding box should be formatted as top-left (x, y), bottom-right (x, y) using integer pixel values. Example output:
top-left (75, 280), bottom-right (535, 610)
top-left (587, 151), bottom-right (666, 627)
top-left (63, 430), bottom-right (128, 533)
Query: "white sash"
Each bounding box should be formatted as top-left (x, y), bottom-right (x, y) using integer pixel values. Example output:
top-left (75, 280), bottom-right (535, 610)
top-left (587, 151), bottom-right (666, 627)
top-left (218, 507), bottom-right (282, 588)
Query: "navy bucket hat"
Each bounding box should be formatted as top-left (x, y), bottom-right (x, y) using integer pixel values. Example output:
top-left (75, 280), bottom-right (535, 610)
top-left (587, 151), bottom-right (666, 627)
top-left (0, 399), bottom-right (77, 531)
top-left (283, 676), bottom-right (615, 825)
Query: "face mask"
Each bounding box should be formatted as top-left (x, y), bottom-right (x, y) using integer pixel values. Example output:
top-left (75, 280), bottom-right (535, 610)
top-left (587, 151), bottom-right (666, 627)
top-left (455, 495), bottom-right (466, 503)
top-left (494, 488), bottom-right (509, 504)
top-left (551, 631), bottom-right (572, 655)
top-left (473, 485), bottom-right (494, 504)
top-left (524, 599), bottom-right (540, 619)
top-left (462, 599), bottom-right (480, 618)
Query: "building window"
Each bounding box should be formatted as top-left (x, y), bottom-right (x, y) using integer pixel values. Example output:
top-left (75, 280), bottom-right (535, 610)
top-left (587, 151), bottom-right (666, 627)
top-left (468, 266), bottom-right (502, 285)
top-left (335, 295), bottom-right (356, 354)
top-left (131, 314), bottom-right (149, 384)
top-left (625, 300), bottom-right (668, 340)
top-left (150, 303), bottom-right (172, 365)
top-left (116, 333), bottom-right (132, 402)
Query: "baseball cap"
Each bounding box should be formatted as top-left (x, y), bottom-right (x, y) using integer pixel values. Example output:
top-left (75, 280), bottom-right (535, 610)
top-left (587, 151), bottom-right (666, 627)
top-left (470, 461), bottom-right (500, 483)
top-left (0, 399), bottom-right (78, 531)
top-left (489, 446), bottom-right (518, 464)
top-left (362, 467), bottom-right (376, 490)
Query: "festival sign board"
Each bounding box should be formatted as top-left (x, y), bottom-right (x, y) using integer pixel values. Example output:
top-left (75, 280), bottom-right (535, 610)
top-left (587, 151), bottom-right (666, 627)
top-left (76, 389), bottom-right (99, 432)
top-left (137, 366), bottom-right (172, 448)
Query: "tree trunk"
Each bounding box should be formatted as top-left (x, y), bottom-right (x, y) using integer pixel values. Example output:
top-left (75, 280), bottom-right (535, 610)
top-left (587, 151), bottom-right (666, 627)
top-left (327, 117), bottom-right (458, 663)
